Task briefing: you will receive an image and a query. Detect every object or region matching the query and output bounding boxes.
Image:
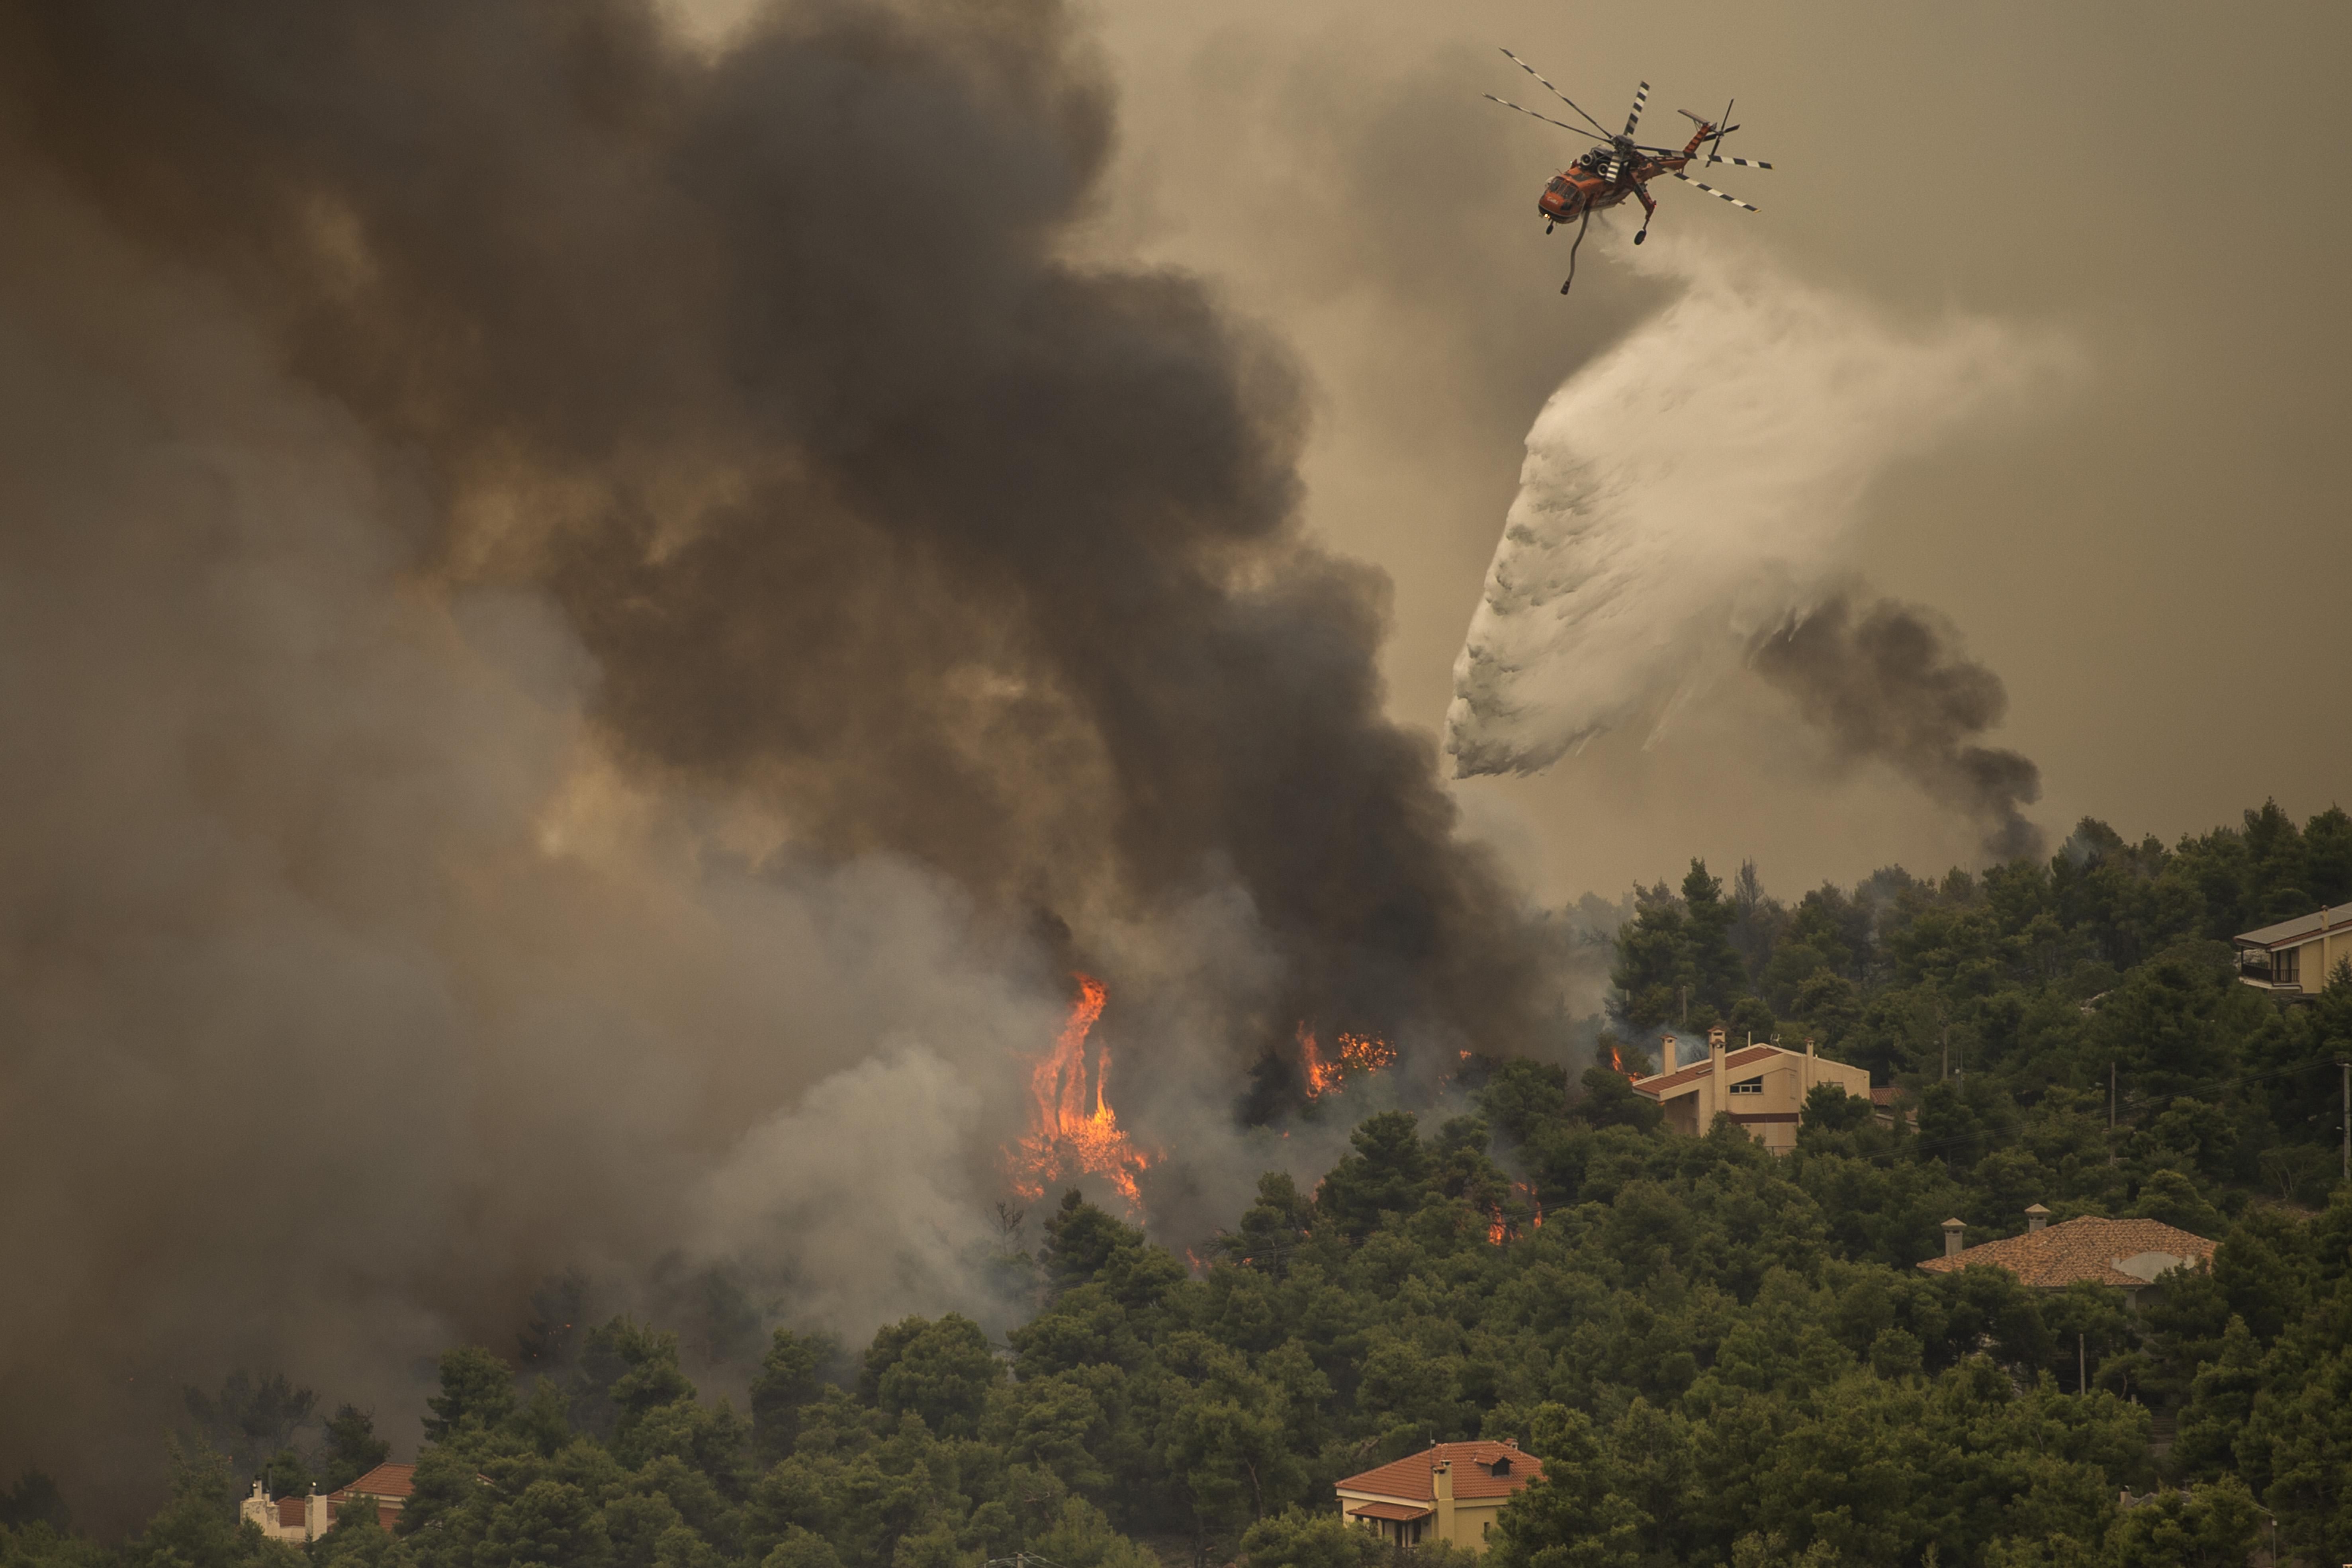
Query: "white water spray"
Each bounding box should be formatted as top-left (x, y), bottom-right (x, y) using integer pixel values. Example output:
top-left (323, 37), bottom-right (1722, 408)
top-left (1446, 234), bottom-right (2066, 777)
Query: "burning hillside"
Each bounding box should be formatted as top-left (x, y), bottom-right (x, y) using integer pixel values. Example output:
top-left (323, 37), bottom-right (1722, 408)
top-left (1296, 1026), bottom-right (1397, 1098)
top-left (1008, 976), bottom-right (1152, 1211)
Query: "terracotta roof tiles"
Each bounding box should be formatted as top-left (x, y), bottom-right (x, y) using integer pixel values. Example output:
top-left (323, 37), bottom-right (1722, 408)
top-left (1348, 1502), bottom-right (1434, 1522)
top-left (1917, 1216), bottom-right (2215, 1288)
top-left (1631, 1045), bottom-right (1781, 1100)
top-left (331, 1463), bottom-right (415, 1502)
top-left (1334, 1441), bottom-right (1544, 1502)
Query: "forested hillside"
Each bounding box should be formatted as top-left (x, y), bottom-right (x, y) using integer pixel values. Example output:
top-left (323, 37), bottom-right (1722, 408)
top-left (5, 803), bottom-right (2348, 1568)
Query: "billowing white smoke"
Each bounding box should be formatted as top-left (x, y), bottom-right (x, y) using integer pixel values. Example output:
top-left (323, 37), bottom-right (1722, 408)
top-left (1446, 233), bottom-right (2062, 776)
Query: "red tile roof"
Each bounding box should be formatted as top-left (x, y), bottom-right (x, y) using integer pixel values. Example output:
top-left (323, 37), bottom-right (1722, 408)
top-left (1917, 1216), bottom-right (2215, 1288)
top-left (1631, 1045), bottom-right (1781, 1100)
top-left (331, 1463), bottom-right (415, 1502)
top-left (1348, 1502), bottom-right (1434, 1522)
top-left (1335, 1441), bottom-right (1545, 1502)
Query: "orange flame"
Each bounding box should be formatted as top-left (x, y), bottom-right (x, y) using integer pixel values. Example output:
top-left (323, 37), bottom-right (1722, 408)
top-left (1487, 1182), bottom-right (1545, 1247)
top-left (1610, 1043), bottom-right (1639, 1084)
top-left (1298, 1024), bottom-right (1342, 1098)
top-left (1008, 975), bottom-right (1150, 1211)
top-left (1298, 1026), bottom-right (1397, 1098)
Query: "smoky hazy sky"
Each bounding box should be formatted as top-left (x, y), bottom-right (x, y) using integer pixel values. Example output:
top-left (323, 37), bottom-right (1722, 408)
top-left (0, 0), bottom-right (2344, 1516)
top-left (1072, 0), bottom-right (2352, 895)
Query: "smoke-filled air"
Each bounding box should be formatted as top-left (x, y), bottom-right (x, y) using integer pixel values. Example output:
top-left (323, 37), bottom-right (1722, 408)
top-left (10, 2), bottom-right (2343, 1558)
top-left (0, 0), bottom-right (1554, 1499)
top-left (1445, 232), bottom-right (2064, 854)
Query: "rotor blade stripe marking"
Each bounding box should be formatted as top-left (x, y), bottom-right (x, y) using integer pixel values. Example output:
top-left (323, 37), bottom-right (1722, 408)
top-left (1498, 48), bottom-right (1616, 137)
top-left (1484, 94), bottom-right (1592, 137)
top-left (1670, 170), bottom-right (1758, 209)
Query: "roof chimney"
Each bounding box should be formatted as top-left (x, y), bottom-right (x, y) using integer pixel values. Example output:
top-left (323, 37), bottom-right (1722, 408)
top-left (1942, 1217), bottom-right (1966, 1259)
top-left (1661, 1034), bottom-right (1678, 1071)
top-left (2025, 1204), bottom-right (2050, 1233)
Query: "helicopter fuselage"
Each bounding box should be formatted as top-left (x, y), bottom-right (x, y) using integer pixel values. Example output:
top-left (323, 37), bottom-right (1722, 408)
top-left (1536, 125), bottom-right (1711, 224)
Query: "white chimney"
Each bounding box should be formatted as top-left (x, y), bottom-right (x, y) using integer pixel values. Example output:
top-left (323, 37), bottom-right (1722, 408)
top-left (2025, 1204), bottom-right (2050, 1234)
top-left (1942, 1218), bottom-right (1966, 1259)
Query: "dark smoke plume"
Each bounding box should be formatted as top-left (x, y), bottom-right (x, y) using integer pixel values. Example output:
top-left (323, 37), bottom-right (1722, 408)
top-left (0, 0), bottom-right (1540, 1045)
top-left (1751, 596), bottom-right (2045, 859)
top-left (0, 0), bottom-right (1548, 1505)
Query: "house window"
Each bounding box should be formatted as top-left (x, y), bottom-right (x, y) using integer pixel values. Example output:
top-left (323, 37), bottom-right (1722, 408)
top-left (2274, 947), bottom-right (2300, 985)
top-left (1730, 1075), bottom-right (1763, 1094)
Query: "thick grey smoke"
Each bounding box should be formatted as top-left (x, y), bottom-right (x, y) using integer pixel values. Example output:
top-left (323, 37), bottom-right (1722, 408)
top-left (1750, 596), bottom-right (2044, 860)
top-left (0, 0), bottom-right (1548, 1510)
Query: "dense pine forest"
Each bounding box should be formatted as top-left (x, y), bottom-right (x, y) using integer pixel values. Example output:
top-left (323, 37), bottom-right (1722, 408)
top-left (5, 803), bottom-right (2348, 1568)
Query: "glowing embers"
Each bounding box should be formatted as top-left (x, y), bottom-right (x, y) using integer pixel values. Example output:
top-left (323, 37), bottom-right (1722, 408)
top-left (1296, 1026), bottom-right (1398, 1099)
top-left (1009, 975), bottom-right (1150, 1212)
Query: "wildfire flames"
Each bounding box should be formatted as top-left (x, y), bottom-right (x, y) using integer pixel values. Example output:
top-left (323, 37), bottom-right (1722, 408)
top-left (1487, 1180), bottom-right (1544, 1246)
top-left (1610, 1043), bottom-right (1640, 1083)
top-left (1297, 1026), bottom-right (1398, 1098)
top-left (1009, 975), bottom-right (1151, 1210)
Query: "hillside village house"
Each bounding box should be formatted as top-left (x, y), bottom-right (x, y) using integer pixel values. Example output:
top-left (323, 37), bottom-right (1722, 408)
top-left (1918, 1208), bottom-right (2216, 1306)
top-left (1334, 1441), bottom-right (1543, 1553)
top-left (239, 1462), bottom-right (413, 1544)
top-left (2233, 903), bottom-right (2352, 996)
top-left (1630, 1026), bottom-right (1871, 1154)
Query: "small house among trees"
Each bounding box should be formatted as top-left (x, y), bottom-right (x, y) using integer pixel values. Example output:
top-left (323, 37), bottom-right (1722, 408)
top-left (1333, 1441), bottom-right (1542, 1554)
top-left (1630, 1024), bottom-right (1871, 1153)
top-left (2232, 901), bottom-right (2352, 996)
top-left (236, 1462), bottom-right (412, 1544)
top-left (1918, 1210), bottom-right (2215, 1306)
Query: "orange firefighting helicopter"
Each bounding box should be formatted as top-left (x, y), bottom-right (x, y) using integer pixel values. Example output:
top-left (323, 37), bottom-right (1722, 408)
top-left (1485, 49), bottom-right (1774, 294)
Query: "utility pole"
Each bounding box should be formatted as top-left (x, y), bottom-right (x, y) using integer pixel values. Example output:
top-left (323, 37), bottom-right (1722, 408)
top-left (2078, 1332), bottom-right (2086, 1396)
top-left (2340, 1058), bottom-right (2349, 1186)
top-left (2117, 1067), bottom-right (2135, 1166)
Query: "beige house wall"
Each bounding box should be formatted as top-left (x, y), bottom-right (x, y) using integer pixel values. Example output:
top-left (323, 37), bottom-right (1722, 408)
top-left (1335, 1474), bottom-right (1514, 1554)
top-left (1641, 1040), bottom-right (1869, 1155)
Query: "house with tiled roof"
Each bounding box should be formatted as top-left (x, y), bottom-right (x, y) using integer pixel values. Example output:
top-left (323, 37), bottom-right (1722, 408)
top-left (1333, 1440), bottom-right (1543, 1553)
top-left (1630, 1026), bottom-right (1872, 1154)
top-left (239, 1462), bottom-right (413, 1544)
top-left (1918, 1207), bottom-right (2215, 1304)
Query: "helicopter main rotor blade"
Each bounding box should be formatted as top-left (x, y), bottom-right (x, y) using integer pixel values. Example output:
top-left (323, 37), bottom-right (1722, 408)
top-left (1622, 81), bottom-right (1651, 137)
top-left (1706, 155), bottom-right (1775, 169)
top-left (1498, 49), bottom-right (1617, 138)
top-left (1711, 98), bottom-right (1733, 163)
top-left (1483, 94), bottom-right (1596, 138)
top-left (1669, 170), bottom-right (1757, 210)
